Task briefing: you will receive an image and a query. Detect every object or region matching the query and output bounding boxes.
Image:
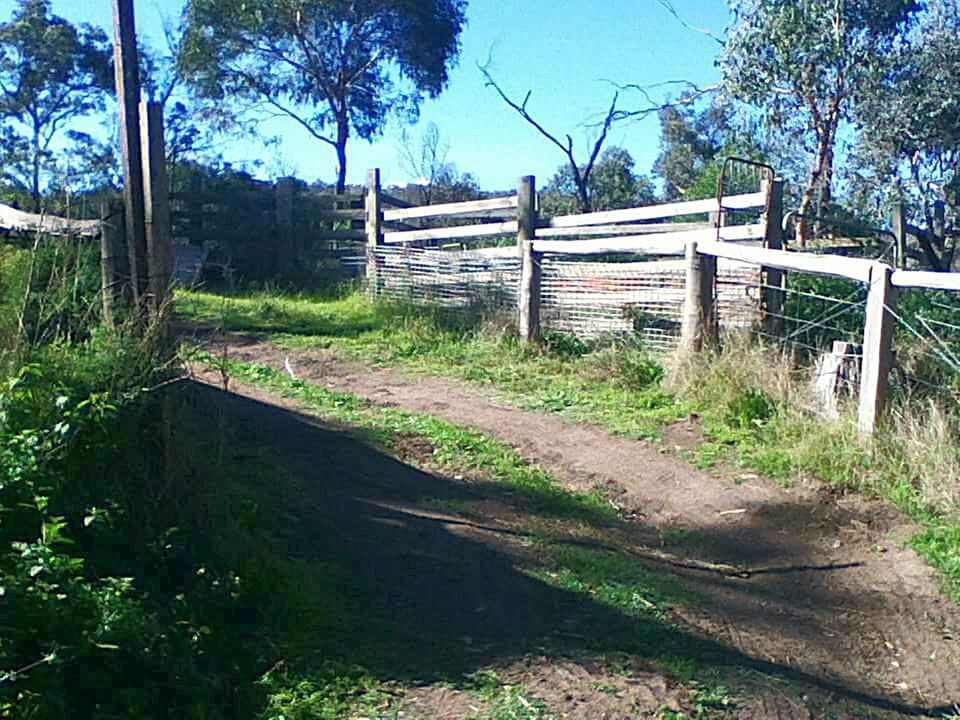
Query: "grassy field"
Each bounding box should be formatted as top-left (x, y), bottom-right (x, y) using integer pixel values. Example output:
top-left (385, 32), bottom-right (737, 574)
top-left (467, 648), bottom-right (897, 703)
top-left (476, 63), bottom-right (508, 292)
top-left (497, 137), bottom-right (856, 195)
top-left (178, 287), bottom-right (960, 601)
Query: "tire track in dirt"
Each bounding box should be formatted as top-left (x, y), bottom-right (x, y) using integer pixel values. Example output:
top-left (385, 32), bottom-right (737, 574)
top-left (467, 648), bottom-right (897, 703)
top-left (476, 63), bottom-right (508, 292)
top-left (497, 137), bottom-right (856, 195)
top-left (199, 333), bottom-right (960, 714)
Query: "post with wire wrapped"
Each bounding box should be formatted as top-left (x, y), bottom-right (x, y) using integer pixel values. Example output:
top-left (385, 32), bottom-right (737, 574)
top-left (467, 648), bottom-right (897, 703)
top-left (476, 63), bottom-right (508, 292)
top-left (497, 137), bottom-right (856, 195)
top-left (681, 241), bottom-right (718, 352)
top-left (761, 179), bottom-right (786, 339)
top-left (517, 175), bottom-right (541, 343)
top-left (858, 262), bottom-right (897, 435)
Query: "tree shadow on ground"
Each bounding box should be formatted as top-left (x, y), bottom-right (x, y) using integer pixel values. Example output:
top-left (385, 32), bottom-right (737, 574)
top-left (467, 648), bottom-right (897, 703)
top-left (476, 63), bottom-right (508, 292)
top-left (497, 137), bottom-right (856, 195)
top-left (170, 381), bottom-right (958, 718)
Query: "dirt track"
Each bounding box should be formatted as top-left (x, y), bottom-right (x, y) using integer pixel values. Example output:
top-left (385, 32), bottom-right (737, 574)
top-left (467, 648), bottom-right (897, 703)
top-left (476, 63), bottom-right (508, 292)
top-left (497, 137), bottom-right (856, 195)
top-left (193, 332), bottom-right (960, 717)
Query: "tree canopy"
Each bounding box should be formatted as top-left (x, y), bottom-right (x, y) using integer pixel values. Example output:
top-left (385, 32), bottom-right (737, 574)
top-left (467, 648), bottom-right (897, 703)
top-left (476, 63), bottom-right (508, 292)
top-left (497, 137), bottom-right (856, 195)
top-left (179, 0), bottom-right (467, 193)
top-left (721, 0), bottom-right (918, 242)
top-left (541, 146), bottom-right (655, 217)
top-left (0, 0), bottom-right (111, 209)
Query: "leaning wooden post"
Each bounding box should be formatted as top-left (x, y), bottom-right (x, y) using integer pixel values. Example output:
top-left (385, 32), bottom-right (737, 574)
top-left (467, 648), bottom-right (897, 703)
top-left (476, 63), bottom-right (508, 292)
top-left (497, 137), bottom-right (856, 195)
top-left (680, 241), bottom-right (717, 352)
top-left (112, 0), bottom-right (148, 313)
top-left (891, 203), bottom-right (908, 270)
top-left (517, 175), bottom-right (541, 343)
top-left (140, 100), bottom-right (172, 317)
top-left (365, 168), bottom-right (383, 296)
top-left (858, 262), bottom-right (897, 436)
top-left (761, 179), bottom-right (786, 339)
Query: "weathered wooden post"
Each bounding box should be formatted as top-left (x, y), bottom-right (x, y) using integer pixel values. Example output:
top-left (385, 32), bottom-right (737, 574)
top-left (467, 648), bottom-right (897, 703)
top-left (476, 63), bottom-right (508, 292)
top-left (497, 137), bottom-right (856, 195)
top-left (112, 0), bottom-right (147, 312)
top-left (680, 241), bottom-right (717, 352)
top-left (275, 177), bottom-right (295, 274)
top-left (891, 203), bottom-right (908, 270)
top-left (140, 100), bottom-right (172, 316)
top-left (517, 175), bottom-right (541, 343)
top-left (761, 179), bottom-right (786, 339)
top-left (365, 168), bottom-right (383, 295)
top-left (858, 262), bottom-right (897, 435)
top-left (99, 202), bottom-right (125, 327)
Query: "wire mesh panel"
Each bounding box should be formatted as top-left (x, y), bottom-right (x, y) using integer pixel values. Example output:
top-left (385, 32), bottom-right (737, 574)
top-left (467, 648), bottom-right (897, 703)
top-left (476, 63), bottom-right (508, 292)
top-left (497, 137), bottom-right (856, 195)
top-left (541, 257), bottom-right (762, 351)
top-left (893, 288), bottom-right (960, 405)
top-left (371, 245), bottom-right (520, 314)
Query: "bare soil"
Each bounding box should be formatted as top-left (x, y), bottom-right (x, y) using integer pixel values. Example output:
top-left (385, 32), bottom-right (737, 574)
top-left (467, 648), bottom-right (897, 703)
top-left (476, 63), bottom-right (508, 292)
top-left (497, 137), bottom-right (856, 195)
top-left (188, 331), bottom-right (960, 718)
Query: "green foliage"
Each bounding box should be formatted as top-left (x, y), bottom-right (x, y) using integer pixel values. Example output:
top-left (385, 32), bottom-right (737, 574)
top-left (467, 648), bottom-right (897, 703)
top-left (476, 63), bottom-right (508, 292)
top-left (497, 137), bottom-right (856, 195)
top-left (179, 0), bottom-right (467, 190)
top-left (0, 0), bottom-right (112, 206)
top-left (854, 0), bottom-right (960, 270)
top-left (541, 146), bottom-right (656, 216)
top-left (258, 663), bottom-right (395, 720)
top-left (722, 0), bottom-right (919, 227)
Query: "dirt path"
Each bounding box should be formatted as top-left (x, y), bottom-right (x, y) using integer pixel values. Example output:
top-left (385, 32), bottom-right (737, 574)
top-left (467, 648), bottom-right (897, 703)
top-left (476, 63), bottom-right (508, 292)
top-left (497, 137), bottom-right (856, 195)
top-left (198, 332), bottom-right (960, 716)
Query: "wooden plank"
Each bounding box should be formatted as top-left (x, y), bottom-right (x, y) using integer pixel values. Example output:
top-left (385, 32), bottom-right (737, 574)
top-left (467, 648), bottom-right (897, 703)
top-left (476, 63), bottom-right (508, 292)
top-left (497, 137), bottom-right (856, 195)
top-left (547, 192), bottom-right (767, 228)
top-left (536, 222), bottom-right (710, 238)
top-left (315, 208), bottom-right (366, 221)
top-left (859, 263), bottom-right (897, 436)
top-left (0, 202), bottom-right (100, 237)
top-left (383, 195), bottom-right (518, 222)
top-left (384, 221), bottom-right (519, 244)
top-left (318, 229), bottom-right (366, 242)
top-left (534, 224), bottom-right (766, 256)
top-left (380, 193), bottom-right (415, 209)
top-left (890, 270), bottom-right (960, 292)
top-left (696, 239), bottom-right (876, 283)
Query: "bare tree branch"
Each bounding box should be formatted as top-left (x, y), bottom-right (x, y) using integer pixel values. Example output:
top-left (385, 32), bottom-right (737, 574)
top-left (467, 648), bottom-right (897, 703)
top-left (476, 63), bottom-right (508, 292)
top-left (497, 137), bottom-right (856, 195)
top-left (479, 61), bottom-right (623, 212)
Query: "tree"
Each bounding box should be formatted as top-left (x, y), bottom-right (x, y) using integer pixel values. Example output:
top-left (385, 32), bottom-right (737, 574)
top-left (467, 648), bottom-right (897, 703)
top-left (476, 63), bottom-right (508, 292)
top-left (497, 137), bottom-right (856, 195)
top-left (854, 0), bottom-right (960, 269)
top-left (654, 100), bottom-right (730, 200)
top-left (179, 0), bottom-right (467, 194)
top-left (481, 63), bottom-right (621, 214)
top-left (721, 0), bottom-right (918, 243)
top-left (541, 146), bottom-right (655, 216)
top-left (400, 122), bottom-right (480, 205)
top-left (0, 0), bottom-right (111, 209)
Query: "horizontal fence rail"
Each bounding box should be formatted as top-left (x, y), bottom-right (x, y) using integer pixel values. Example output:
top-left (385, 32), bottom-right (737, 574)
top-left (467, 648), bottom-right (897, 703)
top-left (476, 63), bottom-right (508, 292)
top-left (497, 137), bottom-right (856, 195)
top-left (534, 224), bottom-right (766, 256)
top-left (383, 195), bottom-right (518, 222)
top-left (0, 202), bottom-right (101, 237)
top-left (545, 192), bottom-right (767, 229)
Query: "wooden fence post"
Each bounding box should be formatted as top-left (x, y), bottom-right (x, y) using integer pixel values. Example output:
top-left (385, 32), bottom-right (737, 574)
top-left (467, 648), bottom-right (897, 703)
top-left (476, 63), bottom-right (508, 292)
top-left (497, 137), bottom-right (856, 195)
top-left (112, 0), bottom-right (147, 312)
top-left (892, 203), bottom-right (908, 270)
top-left (680, 241), bottom-right (717, 352)
top-left (140, 100), bottom-right (172, 316)
top-left (858, 262), bottom-right (897, 435)
top-left (517, 175), bottom-right (541, 343)
top-left (762, 179), bottom-right (785, 339)
top-left (99, 201), bottom-right (125, 327)
top-left (276, 177), bottom-right (295, 273)
top-left (365, 168), bottom-right (383, 295)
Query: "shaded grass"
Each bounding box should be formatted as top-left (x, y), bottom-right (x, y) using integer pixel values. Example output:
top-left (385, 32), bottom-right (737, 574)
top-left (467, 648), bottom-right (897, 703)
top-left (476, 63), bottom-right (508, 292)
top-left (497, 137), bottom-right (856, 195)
top-left (177, 289), bottom-right (960, 603)
top-left (202, 353), bottom-right (617, 525)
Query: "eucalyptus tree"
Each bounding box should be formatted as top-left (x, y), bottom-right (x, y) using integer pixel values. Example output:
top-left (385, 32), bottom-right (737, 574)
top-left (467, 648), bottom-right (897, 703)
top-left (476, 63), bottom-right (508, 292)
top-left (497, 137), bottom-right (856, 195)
top-left (541, 146), bottom-right (655, 217)
top-left (721, 0), bottom-right (918, 242)
top-left (0, 0), bottom-right (111, 209)
top-left (855, 0), bottom-right (960, 269)
top-left (178, 0), bottom-right (467, 193)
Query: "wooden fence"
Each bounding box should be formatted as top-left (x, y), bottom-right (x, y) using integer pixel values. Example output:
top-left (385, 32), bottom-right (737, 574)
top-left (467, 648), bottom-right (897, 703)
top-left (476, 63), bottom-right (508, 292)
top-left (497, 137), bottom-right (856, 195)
top-left (364, 168), bottom-right (772, 348)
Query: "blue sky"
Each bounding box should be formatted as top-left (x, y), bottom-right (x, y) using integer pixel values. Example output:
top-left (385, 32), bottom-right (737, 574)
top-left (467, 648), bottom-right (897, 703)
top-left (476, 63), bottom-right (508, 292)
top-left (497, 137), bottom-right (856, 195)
top-left (1, 0), bottom-right (731, 190)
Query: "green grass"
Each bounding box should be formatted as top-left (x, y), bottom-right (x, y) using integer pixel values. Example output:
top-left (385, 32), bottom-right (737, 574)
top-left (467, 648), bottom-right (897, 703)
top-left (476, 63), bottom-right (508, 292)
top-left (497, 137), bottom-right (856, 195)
top-left (176, 288), bottom-right (960, 603)
top-left (199, 352), bottom-right (617, 525)
top-left (177, 289), bottom-right (689, 439)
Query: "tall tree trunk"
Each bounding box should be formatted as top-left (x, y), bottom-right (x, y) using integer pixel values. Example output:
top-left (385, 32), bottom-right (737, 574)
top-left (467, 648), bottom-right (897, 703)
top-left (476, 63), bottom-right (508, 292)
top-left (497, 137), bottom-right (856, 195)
top-left (335, 116), bottom-right (348, 195)
top-left (797, 127), bottom-right (836, 247)
top-left (31, 127), bottom-right (42, 213)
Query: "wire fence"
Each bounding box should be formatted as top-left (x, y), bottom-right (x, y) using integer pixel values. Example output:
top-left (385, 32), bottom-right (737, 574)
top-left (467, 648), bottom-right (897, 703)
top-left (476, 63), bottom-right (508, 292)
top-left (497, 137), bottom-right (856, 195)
top-left (542, 257), bottom-right (761, 351)
top-left (892, 288), bottom-right (960, 405)
top-left (371, 245), bottom-right (520, 315)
